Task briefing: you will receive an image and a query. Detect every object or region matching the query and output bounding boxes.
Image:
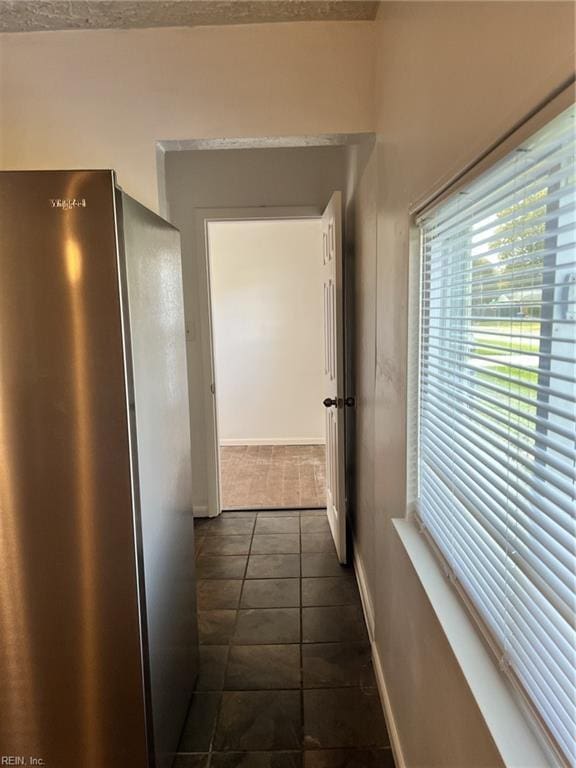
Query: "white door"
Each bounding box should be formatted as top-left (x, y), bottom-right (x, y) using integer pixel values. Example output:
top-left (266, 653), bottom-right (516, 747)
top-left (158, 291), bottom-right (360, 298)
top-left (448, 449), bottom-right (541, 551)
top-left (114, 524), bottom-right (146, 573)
top-left (321, 191), bottom-right (347, 563)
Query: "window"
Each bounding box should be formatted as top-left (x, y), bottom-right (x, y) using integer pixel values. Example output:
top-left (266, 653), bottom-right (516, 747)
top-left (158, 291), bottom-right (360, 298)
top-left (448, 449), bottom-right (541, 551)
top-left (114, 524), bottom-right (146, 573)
top-left (414, 104), bottom-right (575, 764)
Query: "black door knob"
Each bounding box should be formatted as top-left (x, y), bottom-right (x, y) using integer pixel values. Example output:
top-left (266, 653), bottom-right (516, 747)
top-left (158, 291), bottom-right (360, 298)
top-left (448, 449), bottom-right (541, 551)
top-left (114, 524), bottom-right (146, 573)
top-left (323, 397), bottom-right (338, 408)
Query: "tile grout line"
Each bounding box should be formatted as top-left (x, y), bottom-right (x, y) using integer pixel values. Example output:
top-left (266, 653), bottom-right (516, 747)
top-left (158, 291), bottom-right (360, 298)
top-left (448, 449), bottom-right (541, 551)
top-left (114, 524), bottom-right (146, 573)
top-left (206, 514), bottom-right (255, 758)
top-left (191, 511), bottom-right (392, 765)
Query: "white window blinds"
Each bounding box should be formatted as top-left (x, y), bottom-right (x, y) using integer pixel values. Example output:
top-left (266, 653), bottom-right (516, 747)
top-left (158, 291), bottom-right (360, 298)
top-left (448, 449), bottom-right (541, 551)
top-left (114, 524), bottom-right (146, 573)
top-left (415, 104), bottom-right (575, 764)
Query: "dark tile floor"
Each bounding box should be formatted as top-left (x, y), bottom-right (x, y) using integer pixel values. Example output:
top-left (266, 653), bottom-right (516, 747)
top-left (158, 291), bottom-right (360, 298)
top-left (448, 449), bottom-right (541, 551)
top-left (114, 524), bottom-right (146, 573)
top-left (174, 510), bottom-right (395, 768)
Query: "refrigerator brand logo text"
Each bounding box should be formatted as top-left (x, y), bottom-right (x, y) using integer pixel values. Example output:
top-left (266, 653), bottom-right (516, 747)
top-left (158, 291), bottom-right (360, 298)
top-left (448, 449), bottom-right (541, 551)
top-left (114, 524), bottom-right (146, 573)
top-left (49, 198), bottom-right (87, 210)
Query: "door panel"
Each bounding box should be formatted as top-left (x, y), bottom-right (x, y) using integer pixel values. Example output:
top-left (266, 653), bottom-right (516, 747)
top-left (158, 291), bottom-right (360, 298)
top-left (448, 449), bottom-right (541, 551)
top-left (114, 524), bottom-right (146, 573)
top-left (321, 192), bottom-right (347, 563)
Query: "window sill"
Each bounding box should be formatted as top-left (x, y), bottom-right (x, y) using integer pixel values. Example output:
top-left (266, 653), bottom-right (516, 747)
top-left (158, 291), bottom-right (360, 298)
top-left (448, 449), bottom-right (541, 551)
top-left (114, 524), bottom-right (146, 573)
top-left (392, 517), bottom-right (559, 768)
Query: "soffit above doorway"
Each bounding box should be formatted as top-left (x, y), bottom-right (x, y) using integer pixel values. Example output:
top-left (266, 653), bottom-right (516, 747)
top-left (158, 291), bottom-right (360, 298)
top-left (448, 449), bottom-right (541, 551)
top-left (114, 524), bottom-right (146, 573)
top-left (0, 1), bottom-right (380, 34)
top-left (157, 133), bottom-right (375, 152)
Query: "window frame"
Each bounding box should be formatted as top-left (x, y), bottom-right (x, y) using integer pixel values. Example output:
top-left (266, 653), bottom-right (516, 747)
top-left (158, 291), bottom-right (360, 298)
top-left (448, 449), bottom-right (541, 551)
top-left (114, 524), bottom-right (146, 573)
top-left (406, 82), bottom-right (576, 768)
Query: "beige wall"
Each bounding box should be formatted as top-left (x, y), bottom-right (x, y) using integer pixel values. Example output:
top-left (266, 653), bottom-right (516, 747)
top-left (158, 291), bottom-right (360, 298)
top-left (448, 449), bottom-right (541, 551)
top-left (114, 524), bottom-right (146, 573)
top-left (0, 21), bottom-right (375, 210)
top-left (0, 22), bottom-right (372, 514)
top-left (349, 3), bottom-right (576, 767)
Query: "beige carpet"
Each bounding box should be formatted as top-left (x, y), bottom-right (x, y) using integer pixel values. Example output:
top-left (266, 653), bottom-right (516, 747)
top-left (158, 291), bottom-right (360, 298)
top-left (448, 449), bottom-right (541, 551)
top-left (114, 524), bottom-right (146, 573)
top-left (219, 444), bottom-right (326, 509)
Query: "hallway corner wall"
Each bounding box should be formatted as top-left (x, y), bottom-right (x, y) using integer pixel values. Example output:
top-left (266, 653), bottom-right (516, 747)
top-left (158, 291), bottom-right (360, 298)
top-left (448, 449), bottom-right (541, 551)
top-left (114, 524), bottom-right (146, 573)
top-left (164, 146), bottom-right (349, 513)
top-left (349, 2), bottom-right (576, 766)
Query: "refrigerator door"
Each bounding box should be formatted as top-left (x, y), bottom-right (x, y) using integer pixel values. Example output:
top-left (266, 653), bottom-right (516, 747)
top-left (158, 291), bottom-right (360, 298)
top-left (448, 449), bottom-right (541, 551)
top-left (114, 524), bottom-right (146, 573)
top-left (0, 171), bottom-right (149, 767)
top-left (118, 191), bottom-right (198, 768)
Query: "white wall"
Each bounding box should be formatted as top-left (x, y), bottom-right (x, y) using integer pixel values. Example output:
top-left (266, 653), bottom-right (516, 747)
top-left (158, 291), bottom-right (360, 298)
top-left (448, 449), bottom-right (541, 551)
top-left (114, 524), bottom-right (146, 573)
top-left (208, 219), bottom-right (324, 445)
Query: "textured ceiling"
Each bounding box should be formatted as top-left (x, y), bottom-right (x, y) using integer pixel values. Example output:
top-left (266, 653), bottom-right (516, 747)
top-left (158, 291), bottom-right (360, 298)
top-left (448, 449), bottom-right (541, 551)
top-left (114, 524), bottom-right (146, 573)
top-left (0, 1), bottom-right (380, 33)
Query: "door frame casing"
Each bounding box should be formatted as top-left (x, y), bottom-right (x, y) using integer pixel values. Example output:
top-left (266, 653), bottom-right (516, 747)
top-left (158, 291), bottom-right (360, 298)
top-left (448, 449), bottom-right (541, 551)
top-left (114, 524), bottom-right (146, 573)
top-left (321, 191), bottom-right (347, 563)
top-left (194, 205), bottom-right (322, 517)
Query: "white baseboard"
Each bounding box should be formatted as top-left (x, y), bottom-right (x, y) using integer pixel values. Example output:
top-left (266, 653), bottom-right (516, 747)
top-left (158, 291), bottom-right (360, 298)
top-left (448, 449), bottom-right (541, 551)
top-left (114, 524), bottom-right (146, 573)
top-left (219, 438), bottom-right (326, 447)
top-left (192, 504), bottom-right (209, 517)
top-left (353, 546), bottom-right (375, 640)
top-left (371, 639), bottom-right (407, 768)
top-left (353, 546), bottom-right (406, 768)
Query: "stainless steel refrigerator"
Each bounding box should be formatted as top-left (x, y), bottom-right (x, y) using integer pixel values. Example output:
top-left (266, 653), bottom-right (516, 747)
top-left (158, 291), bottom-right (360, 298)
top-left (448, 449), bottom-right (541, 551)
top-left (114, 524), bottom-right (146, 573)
top-left (0, 170), bottom-right (198, 768)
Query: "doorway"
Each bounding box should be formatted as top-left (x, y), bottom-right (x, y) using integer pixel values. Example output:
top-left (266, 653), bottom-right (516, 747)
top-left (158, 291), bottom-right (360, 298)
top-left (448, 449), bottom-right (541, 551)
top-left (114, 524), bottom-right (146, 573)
top-left (205, 216), bottom-right (326, 511)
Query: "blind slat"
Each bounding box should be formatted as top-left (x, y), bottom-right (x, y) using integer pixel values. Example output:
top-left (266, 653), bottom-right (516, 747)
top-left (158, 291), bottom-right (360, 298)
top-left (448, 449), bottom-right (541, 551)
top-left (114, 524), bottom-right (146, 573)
top-left (419, 140), bottom-right (575, 234)
top-left (415, 103), bottom-right (576, 764)
top-left (424, 220), bottom-right (575, 275)
top-left (423, 261), bottom-right (576, 299)
top-left (421, 426), bottom-right (575, 610)
top-left (421, 354), bottom-right (574, 420)
top-left (422, 392), bottom-right (576, 521)
top-left (422, 385), bottom-right (576, 503)
top-left (425, 324), bottom-right (576, 347)
top-left (420, 472), bottom-right (576, 655)
top-left (420, 472), bottom-right (576, 661)
top-left (424, 342), bottom-right (576, 391)
top-left (423, 333), bottom-right (576, 367)
top-left (420, 364), bottom-right (576, 446)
